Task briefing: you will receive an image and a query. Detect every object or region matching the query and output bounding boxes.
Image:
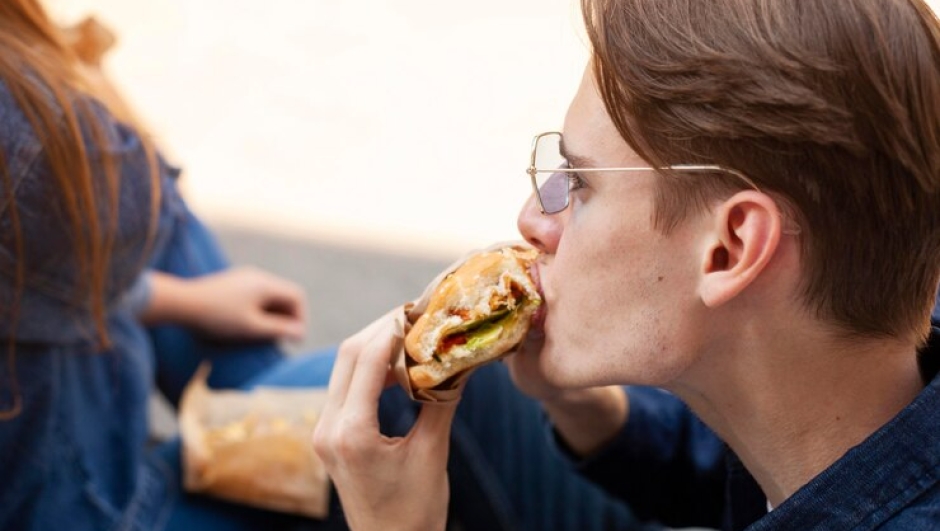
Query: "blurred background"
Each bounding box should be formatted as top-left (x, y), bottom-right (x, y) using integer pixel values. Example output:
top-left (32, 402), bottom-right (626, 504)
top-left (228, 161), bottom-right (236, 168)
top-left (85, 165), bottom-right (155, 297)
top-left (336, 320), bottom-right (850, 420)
top-left (46, 0), bottom-right (590, 354)
top-left (44, 0), bottom-right (940, 352)
top-left (45, 0), bottom-right (940, 436)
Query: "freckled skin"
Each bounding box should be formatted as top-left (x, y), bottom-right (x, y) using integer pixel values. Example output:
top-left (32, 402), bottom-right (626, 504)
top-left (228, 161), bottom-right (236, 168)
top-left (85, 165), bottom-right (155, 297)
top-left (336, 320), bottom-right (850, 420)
top-left (517, 72), bottom-right (708, 390)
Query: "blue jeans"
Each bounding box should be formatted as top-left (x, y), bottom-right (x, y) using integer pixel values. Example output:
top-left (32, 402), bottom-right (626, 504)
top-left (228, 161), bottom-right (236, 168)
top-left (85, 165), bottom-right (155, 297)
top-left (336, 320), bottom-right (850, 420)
top-left (154, 356), bottom-right (652, 531)
top-left (148, 206), bottom-right (652, 530)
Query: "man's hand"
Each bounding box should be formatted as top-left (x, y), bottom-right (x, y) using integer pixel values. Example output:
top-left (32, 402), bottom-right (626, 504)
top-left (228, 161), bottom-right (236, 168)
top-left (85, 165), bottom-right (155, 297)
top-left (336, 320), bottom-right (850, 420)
top-left (141, 267), bottom-right (307, 341)
top-left (506, 329), bottom-right (629, 457)
top-left (313, 311), bottom-right (457, 531)
top-left (504, 328), bottom-right (568, 402)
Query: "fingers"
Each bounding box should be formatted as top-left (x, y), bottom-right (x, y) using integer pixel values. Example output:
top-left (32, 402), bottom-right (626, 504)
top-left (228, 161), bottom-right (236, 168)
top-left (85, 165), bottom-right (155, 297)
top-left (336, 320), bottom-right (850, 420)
top-left (251, 312), bottom-right (306, 341)
top-left (241, 267), bottom-right (309, 340)
top-left (344, 326), bottom-right (399, 422)
top-left (325, 334), bottom-right (367, 414)
top-left (312, 308), bottom-right (455, 531)
top-left (318, 334), bottom-right (396, 448)
top-left (325, 310), bottom-right (398, 412)
top-left (260, 275), bottom-right (307, 320)
top-left (315, 309), bottom-right (405, 470)
top-left (516, 321), bottom-right (545, 357)
top-left (252, 269), bottom-right (307, 321)
top-left (504, 328), bottom-right (544, 372)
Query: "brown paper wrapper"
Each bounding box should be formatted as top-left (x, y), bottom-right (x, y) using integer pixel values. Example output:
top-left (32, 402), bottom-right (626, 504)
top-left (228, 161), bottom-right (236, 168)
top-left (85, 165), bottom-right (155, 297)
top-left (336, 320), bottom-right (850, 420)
top-left (392, 241), bottom-right (536, 403)
top-left (179, 364), bottom-right (330, 518)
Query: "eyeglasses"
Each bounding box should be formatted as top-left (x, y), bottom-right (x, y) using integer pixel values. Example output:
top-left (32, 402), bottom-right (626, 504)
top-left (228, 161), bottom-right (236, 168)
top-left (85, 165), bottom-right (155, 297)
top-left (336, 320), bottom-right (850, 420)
top-left (526, 131), bottom-right (759, 215)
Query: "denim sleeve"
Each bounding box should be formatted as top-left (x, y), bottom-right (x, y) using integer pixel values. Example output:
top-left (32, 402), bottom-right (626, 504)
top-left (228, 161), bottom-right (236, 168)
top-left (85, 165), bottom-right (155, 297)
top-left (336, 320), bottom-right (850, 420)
top-left (118, 271), bottom-right (152, 316)
top-left (549, 386), bottom-right (727, 528)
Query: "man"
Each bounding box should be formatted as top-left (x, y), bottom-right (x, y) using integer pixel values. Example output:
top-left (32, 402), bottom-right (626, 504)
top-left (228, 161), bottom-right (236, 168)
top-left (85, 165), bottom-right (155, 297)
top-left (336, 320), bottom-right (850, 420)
top-left (313, 0), bottom-right (940, 529)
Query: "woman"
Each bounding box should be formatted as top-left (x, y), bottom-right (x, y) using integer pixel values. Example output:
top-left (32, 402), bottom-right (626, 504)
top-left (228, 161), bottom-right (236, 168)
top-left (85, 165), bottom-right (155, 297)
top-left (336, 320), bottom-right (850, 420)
top-left (0, 3), bottom-right (336, 529)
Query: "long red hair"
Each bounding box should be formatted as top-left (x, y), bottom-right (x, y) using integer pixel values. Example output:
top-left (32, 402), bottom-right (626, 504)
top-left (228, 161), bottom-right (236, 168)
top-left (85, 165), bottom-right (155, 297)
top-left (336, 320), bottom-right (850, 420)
top-left (0, 0), bottom-right (160, 419)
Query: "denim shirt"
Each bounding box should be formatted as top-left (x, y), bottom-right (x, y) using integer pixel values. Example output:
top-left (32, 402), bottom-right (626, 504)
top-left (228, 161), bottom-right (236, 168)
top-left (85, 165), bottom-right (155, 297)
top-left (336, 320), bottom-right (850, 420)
top-left (0, 80), bottom-right (186, 530)
top-left (567, 331), bottom-right (940, 530)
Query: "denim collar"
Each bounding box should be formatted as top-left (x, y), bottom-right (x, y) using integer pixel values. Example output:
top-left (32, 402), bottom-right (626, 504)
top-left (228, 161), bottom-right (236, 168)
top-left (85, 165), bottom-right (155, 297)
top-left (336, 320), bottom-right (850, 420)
top-left (743, 328), bottom-right (940, 530)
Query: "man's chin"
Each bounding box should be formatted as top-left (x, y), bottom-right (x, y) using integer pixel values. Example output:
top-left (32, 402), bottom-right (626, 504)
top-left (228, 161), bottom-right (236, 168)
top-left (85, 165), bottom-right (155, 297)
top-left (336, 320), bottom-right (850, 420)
top-left (538, 347), bottom-right (594, 388)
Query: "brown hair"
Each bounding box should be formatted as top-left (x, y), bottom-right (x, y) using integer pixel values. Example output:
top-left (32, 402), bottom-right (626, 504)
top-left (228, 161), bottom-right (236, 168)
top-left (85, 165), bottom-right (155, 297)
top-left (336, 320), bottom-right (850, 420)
top-left (0, 0), bottom-right (159, 418)
top-left (583, 0), bottom-right (940, 343)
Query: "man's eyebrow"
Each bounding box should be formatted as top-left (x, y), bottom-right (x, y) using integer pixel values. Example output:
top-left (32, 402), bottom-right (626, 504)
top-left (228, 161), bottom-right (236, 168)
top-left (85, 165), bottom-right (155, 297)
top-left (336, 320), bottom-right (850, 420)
top-left (559, 138), bottom-right (598, 169)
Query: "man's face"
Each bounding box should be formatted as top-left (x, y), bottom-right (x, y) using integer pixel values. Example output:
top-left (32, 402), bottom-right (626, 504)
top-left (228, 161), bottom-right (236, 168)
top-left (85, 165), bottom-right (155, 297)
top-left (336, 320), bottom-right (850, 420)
top-left (517, 70), bottom-right (708, 389)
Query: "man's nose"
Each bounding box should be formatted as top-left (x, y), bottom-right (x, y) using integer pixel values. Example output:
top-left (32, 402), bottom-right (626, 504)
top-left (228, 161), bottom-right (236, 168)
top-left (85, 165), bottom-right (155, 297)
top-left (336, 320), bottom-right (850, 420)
top-left (517, 193), bottom-right (563, 254)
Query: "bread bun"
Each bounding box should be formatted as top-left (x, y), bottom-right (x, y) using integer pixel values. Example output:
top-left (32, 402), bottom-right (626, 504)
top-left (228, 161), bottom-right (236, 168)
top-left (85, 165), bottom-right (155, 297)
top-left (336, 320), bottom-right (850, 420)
top-left (405, 246), bottom-right (541, 389)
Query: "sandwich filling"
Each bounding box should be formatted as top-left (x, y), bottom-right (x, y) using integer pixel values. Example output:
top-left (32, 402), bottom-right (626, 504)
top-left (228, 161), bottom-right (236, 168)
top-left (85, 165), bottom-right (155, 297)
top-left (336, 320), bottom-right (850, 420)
top-left (433, 283), bottom-right (536, 361)
top-left (404, 246), bottom-right (543, 379)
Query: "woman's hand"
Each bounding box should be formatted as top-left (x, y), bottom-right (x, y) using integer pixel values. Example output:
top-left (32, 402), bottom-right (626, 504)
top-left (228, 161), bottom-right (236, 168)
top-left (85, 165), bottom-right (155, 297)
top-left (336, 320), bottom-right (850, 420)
top-left (140, 267), bottom-right (307, 341)
top-left (313, 311), bottom-right (458, 531)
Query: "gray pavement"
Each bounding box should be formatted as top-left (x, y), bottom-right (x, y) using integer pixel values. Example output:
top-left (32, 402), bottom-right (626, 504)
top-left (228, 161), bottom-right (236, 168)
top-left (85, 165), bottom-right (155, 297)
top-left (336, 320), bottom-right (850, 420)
top-left (214, 223), bottom-right (453, 353)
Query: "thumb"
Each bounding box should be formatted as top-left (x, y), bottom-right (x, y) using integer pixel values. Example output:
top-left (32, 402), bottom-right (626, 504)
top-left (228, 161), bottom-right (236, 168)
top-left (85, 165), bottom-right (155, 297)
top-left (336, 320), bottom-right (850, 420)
top-left (412, 401), bottom-right (459, 451)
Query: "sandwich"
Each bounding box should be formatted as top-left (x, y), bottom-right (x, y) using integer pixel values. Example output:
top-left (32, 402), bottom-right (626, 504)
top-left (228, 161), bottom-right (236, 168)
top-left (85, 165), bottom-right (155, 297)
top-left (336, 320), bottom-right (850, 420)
top-left (404, 246), bottom-right (542, 389)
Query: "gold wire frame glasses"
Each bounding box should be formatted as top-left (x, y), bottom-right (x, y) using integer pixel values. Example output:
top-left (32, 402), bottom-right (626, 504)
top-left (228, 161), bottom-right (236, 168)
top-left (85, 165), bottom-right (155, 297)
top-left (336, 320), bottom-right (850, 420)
top-left (526, 131), bottom-right (760, 215)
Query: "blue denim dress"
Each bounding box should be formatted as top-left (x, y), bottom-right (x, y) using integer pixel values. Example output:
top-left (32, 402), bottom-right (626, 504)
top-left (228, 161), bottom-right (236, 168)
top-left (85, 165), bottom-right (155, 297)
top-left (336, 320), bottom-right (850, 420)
top-left (0, 80), bottom-right (188, 530)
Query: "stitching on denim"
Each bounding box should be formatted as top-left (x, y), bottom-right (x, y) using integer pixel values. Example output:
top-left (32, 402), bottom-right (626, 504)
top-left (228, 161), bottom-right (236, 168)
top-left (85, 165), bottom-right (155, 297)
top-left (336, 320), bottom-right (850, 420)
top-left (449, 418), bottom-right (520, 531)
top-left (849, 465), bottom-right (940, 530)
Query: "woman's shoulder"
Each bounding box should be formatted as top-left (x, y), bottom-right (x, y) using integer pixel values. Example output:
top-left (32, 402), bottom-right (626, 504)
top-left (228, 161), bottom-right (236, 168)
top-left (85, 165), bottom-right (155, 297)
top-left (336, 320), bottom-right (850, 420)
top-left (0, 76), bottom-right (181, 344)
top-left (0, 79), bottom-right (46, 182)
top-left (0, 73), bottom-right (156, 167)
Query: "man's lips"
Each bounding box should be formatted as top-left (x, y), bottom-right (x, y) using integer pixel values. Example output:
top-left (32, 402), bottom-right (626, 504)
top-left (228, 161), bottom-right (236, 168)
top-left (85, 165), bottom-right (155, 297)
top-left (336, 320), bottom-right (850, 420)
top-left (529, 261), bottom-right (547, 333)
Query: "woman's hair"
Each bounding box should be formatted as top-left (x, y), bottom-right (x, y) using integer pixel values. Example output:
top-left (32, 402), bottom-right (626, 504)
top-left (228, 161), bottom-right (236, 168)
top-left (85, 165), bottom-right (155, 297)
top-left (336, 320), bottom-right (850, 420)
top-left (583, 0), bottom-right (940, 344)
top-left (0, 0), bottom-right (159, 418)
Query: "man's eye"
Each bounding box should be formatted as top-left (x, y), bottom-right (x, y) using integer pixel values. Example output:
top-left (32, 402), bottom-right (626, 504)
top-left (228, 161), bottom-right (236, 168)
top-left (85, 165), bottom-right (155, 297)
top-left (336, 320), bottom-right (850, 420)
top-left (567, 172), bottom-right (586, 191)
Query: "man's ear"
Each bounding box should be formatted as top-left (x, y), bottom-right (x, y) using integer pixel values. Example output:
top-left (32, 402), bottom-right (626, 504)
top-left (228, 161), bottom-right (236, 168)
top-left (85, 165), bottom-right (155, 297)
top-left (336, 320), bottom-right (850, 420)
top-left (699, 191), bottom-right (783, 308)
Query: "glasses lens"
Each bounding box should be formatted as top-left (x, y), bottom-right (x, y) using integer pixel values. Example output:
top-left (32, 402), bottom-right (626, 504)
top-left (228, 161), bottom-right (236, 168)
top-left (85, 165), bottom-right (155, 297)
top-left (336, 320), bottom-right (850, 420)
top-left (536, 172), bottom-right (569, 214)
top-left (535, 133), bottom-right (565, 171)
top-left (534, 133), bottom-right (570, 214)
